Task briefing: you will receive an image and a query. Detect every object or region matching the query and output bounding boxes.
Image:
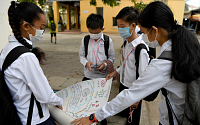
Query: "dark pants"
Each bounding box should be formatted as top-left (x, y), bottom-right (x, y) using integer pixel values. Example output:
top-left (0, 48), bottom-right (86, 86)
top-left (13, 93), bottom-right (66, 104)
top-left (82, 77), bottom-right (107, 125)
top-left (118, 83), bottom-right (142, 125)
top-left (159, 122), bottom-right (162, 125)
top-left (37, 117), bottom-right (56, 125)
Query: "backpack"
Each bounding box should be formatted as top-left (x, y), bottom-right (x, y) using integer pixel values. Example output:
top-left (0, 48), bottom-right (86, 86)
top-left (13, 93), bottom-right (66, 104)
top-left (143, 51), bottom-right (200, 125)
top-left (51, 21), bottom-right (56, 31)
top-left (84, 34), bottom-right (109, 59)
top-left (0, 46), bottom-right (43, 125)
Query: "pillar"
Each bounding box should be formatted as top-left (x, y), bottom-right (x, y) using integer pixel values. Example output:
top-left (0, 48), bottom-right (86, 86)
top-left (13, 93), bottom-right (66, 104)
top-left (53, 1), bottom-right (59, 32)
top-left (66, 4), bottom-right (71, 30)
top-left (75, 7), bottom-right (79, 29)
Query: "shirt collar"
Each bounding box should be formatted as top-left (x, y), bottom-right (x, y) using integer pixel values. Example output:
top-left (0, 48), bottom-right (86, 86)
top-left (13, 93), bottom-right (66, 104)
top-left (125, 35), bottom-right (143, 47)
top-left (158, 39), bottom-right (172, 57)
top-left (8, 35), bottom-right (33, 46)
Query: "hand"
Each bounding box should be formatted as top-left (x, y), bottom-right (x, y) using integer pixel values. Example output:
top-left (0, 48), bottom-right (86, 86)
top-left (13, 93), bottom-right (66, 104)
top-left (106, 70), bottom-right (118, 81)
top-left (86, 62), bottom-right (94, 72)
top-left (98, 62), bottom-right (105, 70)
top-left (71, 116), bottom-right (93, 125)
top-left (56, 105), bottom-right (63, 110)
top-left (130, 102), bottom-right (139, 108)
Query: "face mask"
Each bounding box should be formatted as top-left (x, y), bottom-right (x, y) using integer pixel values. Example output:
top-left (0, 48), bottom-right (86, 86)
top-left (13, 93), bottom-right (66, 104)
top-left (142, 28), bottom-right (160, 48)
top-left (27, 24), bottom-right (44, 43)
top-left (89, 31), bottom-right (102, 40)
top-left (118, 25), bottom-right (133, 39)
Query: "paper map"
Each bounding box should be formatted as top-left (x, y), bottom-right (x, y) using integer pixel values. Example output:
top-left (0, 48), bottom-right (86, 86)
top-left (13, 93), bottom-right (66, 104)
top-left (56, 78), bottom-right (112, 120)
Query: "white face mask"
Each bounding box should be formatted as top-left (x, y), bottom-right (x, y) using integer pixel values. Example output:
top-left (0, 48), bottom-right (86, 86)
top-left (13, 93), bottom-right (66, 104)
top-left (142, 28), bottom-right (160, 48)
top-left (27, 25), bottom-right (44, 43)
top-left (89, 31), bottom-right (102, 40)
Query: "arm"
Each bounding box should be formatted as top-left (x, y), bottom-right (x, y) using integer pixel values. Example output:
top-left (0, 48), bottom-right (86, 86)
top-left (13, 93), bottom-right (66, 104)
top-left (138, 49), bottom-right (150, 75)
top-left (95, 60), bottom-right (171, 121)
top-left (23, 54), bottom-right (63, 106)
top-left (79, 37), bottom-right (89, 67)
top-left (107, 38), bottom-right (115, 63)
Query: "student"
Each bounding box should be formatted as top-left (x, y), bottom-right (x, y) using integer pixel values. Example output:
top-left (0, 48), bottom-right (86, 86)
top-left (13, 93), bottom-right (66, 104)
top-left (79, 13), bottom-right (115, 125)
top-left (79, 13), bottom-right (115, 81)
top-left (48, 17), bottom-right (57, 44)
top-left (107, 7), bottom-right (149, 125)
top-left (1, 1), bottom-right (63, 124)
top-left (71, 1), bottom-right (200, 125)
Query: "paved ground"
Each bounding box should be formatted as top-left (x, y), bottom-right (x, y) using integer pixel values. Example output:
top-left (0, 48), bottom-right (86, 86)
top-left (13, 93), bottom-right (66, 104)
top-left (34, 29), bottom-right (200, 125)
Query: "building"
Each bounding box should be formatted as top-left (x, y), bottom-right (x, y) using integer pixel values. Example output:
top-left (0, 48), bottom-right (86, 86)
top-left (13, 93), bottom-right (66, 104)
top-left (47, 0), bottom-right (185, 33)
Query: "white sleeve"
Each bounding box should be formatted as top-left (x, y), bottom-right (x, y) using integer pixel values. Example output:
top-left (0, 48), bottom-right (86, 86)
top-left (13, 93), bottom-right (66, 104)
top-left (116, 65), bottom-right (121, 74)
top-left (138, 49), bottom-right (149, 75)
top-left (79, 37), bottom-right (89, 66)
top-left (95, 60), bottom-right (171, 121)
top-left (107, 38), bottom-right (115, 63)
top-left (23, 54), bottom-right (63, 106)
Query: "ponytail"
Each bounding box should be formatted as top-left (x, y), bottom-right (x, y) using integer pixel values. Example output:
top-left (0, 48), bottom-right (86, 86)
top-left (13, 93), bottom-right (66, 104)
top-left (8, 1), bottom-right (45, 64)
top-left (169, 25), bottom-right (200, 83)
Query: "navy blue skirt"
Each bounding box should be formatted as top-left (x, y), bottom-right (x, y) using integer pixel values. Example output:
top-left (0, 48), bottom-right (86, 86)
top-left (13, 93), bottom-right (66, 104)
top-left (37, 116), bottom-right (56, 125)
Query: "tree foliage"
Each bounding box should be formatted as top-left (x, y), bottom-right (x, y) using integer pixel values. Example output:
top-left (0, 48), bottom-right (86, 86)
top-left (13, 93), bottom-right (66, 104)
top-left (90, 0), bottom-right (147, 11)
top-left (18, 0), bottom-right (44, 7)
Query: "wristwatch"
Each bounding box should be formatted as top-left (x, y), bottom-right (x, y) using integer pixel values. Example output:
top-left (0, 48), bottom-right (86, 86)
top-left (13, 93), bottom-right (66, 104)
top-left (89, 113), bottom-right (97, 123)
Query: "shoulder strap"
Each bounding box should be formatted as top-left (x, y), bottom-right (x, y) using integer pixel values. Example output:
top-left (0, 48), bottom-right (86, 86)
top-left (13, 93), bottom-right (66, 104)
top-left (2, 46), bottom-right (30, 72)
top-left (123, 40), bottom-right (127, 48)
top-left (103, 34), bottom-right (109, 59)
top-left (135, 43), bottom-right (148, 79)
top-left (157, 51), bottom-right (172, 61)
top-left (84, 35), bottom-right (90, 58)
top-left (161, 88), bottom-right (181, 125)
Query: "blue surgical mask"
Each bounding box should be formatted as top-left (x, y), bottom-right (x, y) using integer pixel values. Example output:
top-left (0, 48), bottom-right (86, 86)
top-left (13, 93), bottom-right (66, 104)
top-left (118, 25), bottom-right (133, 39)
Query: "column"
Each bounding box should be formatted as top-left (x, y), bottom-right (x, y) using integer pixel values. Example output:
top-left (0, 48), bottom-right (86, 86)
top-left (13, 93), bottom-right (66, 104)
top-left (53, 1), bottom-right (59, 32)
top-left (75, 7), bottom-right (79, 29)
top-left (66, 4), bottom-right (71, 30)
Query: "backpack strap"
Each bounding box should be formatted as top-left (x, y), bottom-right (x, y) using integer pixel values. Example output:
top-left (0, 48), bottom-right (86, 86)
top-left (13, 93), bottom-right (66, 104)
top-left (84, 35), bottom-right (90, 58)
top-left (103, 34), bottom-right (109, 59)
top-left (158, 51), bottom-right (181, 125)
top-left (1, 46), bottom-right (43, 125)
top-left (84, 34), bottom-right (110, 59)
top-left (135, 43), bottom-right (148, 79)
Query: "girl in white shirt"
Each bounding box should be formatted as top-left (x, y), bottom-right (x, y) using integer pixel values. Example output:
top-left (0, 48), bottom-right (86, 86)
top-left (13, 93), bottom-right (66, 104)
top-left (71, 1), bottom-right (200, 125)
top-left (1, 1), bottom-right (63, 125)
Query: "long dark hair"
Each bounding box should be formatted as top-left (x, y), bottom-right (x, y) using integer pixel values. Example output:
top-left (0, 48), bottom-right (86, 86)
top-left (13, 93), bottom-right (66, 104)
top-left (116, 6), bottom-right (140, 25)
top-left (8, 1), bottom-right (45, 64)
top-left (139, 1), bottom-right (200, 83)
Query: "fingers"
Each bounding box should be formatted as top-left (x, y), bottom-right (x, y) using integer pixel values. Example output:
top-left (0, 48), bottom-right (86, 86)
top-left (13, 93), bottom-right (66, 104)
top-left (56, 105), bottom-right (63, 110)
top-left (106, 75), bottom-right (111, 81)
top-left (98, 63), bottom-right (105, 70)
top-left (71, 118), bottom-right (80, 124)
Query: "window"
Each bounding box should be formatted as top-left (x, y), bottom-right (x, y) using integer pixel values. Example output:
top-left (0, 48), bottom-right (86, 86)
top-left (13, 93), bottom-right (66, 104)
top-left (112, 17), bottom-right (117, 26)
top-left (96, 7), bottom-right (103, 17)
top-left (156, 0), bottom-right (167, 4)
top-left (116, 0), bottom-right (121, 3)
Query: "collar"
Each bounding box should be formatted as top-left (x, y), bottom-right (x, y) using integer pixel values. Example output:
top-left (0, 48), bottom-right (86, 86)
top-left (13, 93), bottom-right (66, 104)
top-left (158, 39), bottom-right (172, 57)
top-left (124, 35), bottom-right (143, 47)
top-left (8, 35), bottom-right (33, 46)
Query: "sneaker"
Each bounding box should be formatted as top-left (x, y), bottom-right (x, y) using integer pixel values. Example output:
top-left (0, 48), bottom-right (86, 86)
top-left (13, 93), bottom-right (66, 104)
top-left (55, 42), bottom-right (56, 44)
top-left (51, 41), bottom-right (53, 43)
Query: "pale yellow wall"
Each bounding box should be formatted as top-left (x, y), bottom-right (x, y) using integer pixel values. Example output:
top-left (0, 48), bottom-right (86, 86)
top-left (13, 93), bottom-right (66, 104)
top-left (167, 0), bottom-right (185, 25)
top-left (80, 0), bottom-right (152, 32)
top-left (80, 0), bottom-right (185, 33)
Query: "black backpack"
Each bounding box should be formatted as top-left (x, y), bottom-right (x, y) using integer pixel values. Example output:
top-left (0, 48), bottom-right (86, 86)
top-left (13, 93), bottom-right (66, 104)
top-left (51, 21), bottom-right (56, 31)
top-left (0, 46), bottom-right (43, 125)
top-left (84, 34), bottom-right (109, 59)
top-left (132, 43), bottom-right (160, 101)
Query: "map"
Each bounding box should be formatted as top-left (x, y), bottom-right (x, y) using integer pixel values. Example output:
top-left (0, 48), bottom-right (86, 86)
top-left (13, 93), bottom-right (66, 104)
top-left (54, 78), bottom-right (112, 123)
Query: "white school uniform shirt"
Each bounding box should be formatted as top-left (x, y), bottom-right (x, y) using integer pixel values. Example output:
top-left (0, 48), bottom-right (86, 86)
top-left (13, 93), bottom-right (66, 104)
top-left (116, 35), bottom-right (149, 88)
top-left (0, 36), bottom-right (63, 125)
top-left (95, 39), bottom-right (187, 125)
top-left (79, 33), bottom-right (115, 79)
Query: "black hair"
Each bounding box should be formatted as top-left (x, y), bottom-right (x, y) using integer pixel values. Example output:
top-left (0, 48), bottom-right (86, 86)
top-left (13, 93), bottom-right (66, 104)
top-left (8, 1), bottom-right (45, 64)
top-left (116, 6), bottom-right (140, 25)
top-left (49, 17), bottom-right (53, 21)
top-left (86, 13), bottom-right (104, 29)
top-left (139, 1), bottom-right (200, 83)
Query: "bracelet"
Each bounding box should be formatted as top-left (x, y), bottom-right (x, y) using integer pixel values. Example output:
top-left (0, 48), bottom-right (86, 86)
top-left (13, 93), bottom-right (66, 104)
top-left (92, 113), bottom-right (98, 122)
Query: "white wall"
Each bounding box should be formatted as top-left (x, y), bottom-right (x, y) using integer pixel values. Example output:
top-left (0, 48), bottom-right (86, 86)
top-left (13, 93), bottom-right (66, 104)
top-left (0, 0), bottom-right (15, 50)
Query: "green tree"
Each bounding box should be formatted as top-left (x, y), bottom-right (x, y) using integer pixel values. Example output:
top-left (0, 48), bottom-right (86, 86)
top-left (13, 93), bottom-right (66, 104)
top-left (18, 0), bottom-right (44, 7)
top-left (185, 0), bottom-right (190, 11)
